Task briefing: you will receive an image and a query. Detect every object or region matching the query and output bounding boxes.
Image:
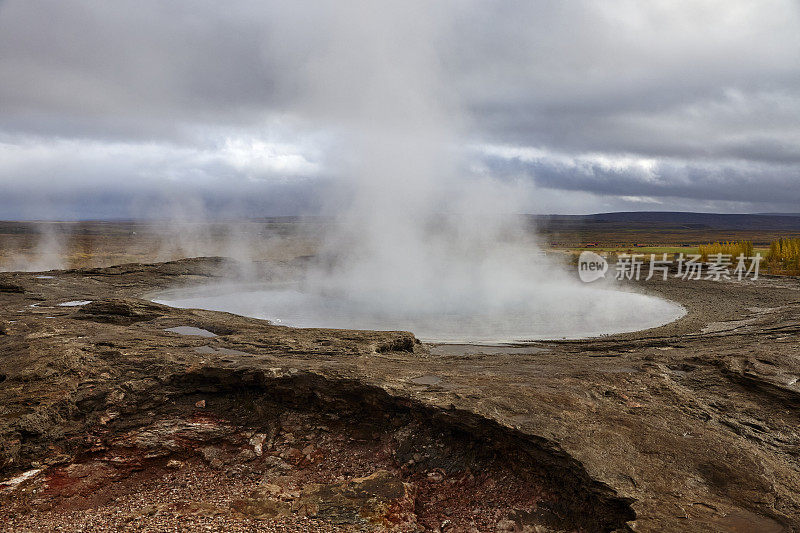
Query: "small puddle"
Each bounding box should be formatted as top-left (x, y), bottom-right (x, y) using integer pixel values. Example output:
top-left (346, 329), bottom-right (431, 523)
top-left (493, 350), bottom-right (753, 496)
top-left (193, 346), bottom-right (251, 355)
top-left (165, 326), bottom-right (217, 337)
top-left (599, 367), bottom-right (640, 374)
top-left (701, 319), bottom-right (756, 334)
top-left (410, 375), bottom-right (442, 386)
top-left (35, 276), bottom-right (54, 280)
top-left (429, 344), bottom-right (550, 356)
top-left (57, 300), bottom-right (92, 307)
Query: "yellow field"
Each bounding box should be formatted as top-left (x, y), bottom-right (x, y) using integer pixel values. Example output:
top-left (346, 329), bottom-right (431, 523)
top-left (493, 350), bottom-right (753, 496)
top-left (698, 241), bottom-right (754, 262)
top-left (766, 238), bottom-right (800, 275)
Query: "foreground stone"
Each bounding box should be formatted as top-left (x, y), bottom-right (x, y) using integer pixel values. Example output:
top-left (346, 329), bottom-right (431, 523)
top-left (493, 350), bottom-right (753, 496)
top-left (234, 470), bottom-right (416, 530)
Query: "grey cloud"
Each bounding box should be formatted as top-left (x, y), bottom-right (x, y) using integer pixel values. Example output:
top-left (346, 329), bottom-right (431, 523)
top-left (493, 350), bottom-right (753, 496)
top-left (0, 1), bottom-right (286, 141)
top-left (0, 0), bottom-right (799, 216)
top-left (481, 151), bottom-right (800, 208)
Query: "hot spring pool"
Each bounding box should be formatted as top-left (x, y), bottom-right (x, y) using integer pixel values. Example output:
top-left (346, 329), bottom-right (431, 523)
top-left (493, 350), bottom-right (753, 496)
top-left (153, 282), bottom-right (685, 344)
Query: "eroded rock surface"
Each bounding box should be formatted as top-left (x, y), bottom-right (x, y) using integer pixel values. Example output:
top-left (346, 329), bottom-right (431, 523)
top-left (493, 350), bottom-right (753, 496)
top-left (0, 257), bottom-right (799, 532)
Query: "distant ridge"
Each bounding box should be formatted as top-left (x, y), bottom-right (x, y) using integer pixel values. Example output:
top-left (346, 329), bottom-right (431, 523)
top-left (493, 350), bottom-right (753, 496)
top-left (535, 211), bottom-right (800, 231)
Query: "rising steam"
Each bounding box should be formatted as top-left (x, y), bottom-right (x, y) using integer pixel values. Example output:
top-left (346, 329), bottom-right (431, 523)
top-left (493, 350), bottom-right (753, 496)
top-left (5, 1), bottom-right (685, 341)
top-left (254, 0), bottom-right (686, 339)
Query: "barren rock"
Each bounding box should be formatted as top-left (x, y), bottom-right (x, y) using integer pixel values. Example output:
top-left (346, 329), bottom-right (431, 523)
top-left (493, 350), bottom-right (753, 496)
top-left (298, 470), bottom-right (417, 530)
top-left (1, 258), bottom-right (799, 531)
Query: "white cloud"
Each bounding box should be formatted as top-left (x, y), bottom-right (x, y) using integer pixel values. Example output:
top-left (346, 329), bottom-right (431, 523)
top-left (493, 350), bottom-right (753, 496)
top-left (220, 137), bottom-right (320, 178)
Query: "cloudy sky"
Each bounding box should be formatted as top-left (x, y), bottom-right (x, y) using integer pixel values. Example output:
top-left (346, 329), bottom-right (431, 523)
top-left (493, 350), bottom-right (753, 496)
top-left (1, 0), bottom-right (799, 219)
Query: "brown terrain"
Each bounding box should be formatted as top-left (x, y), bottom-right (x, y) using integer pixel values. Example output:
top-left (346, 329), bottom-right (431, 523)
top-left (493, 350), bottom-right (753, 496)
top-left (0, 251), bottom-right (799, 532)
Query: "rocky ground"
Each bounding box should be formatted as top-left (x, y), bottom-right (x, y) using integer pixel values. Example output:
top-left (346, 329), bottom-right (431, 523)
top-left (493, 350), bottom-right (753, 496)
top-left (1, 257), bottom-right (799, 532)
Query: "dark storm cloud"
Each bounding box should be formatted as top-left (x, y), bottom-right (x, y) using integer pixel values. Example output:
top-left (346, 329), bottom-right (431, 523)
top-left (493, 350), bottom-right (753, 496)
top-left (0, 0), bottom-right (799, 217)
top-left (481, 152), bottom-right (800, 205)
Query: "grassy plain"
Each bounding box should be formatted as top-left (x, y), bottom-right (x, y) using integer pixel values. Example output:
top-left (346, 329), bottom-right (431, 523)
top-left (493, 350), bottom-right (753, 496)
top-left (1, 215), bottom-right (799, 274)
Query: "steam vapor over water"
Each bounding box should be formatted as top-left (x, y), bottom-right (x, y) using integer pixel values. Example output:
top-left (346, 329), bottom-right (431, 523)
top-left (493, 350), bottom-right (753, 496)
top-left (291, 2), bottom-right (681, 335)
top-left (158, 1), bottom-right (686, 342)
top-left (299, 1), bottom-right (543, 307)
top-left (305, 0), bottom-right (484, 313)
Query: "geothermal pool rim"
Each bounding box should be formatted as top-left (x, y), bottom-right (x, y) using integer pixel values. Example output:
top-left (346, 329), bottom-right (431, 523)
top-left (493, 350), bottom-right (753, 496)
top-left (1, 257), bottom-right (799, 531)
top-left (151, 280), bottom-right (688, 344)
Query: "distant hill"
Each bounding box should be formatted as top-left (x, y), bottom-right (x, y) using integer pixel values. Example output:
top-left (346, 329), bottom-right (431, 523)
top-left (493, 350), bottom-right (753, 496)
top-left (535, 211), bottom-right (800, 231)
